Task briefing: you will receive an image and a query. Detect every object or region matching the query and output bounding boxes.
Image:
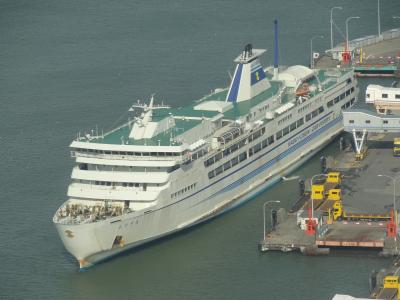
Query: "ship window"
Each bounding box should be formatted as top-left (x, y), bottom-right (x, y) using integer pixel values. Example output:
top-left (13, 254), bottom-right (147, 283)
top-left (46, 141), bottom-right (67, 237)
top-left (223, 161), bottom-right (231, 171)
top-left (334, 96), bottom-right (340, 104)
top-left (127, 152), bottom-right (133, 155)
top-left (350, 87), bottom-right (355, 93)
top-left (254, 143), bottom-right (262, 153)
top-left (382, 94), bottom-right (388, 98)
top-left (239, 152), bottom-right (247, 162)
top-left (142, 152), bottom-right (149, 156)
top-left (122, 182), bottom-right (127, 187)
top-left (135, 183), bottom-right (140, 187)
top-left (207, 157), bottom-right (215, 167)
top-left (346, 78), bottom-right (352, 84)
top-left (128, 183), bottom-right (134, 187)
top-left (283, 126), bottom-right (290, 136)
top-left (350, 98), bottom-right (355, 104)
top-left (79, 163), bottom-right (88, 170)
top-left (262, 139), bottom-right (268, 148)
top-left (223, 148), bottom-right (231, 157)
top-left (230, 143), bottom-right (239, 152)
top-left (383, 120), bottom-right (388, 124)
top-left (105, 151), bottom-right (111, 154)
top-left (297, 118), bottom-right (304, 127)
top-left (290, 122), bottom-right (296, 131)
top-left (208, 171), bottom-right (215, 179)
top-left (268, 135), bottom-right (274, 144)
top-left (120, 152), bottom-right (126, 155)
top-left (318, 106), bottom-right (324, 113)
top-left (215, 166), bottom-right (223, 176)
top-left (340, 93), bottom-right (345, 100)
top-left (249, 148), bottom-right (253, 157)
top-left (238, 139), bottom-right (246, 148)
top-left (366, 120), bottom-right (371, 124)
top-left (276, 131), bottom-right (283, 140)
top-left (327, 100), bottom-right (333, 107)
top-left (349, 120), bottom-right (354, 124)
top-left (306, 114), bottom-right (311, 122)
top-left (95, 181), bottom-right (100, 185)
top-left (346, 89), bottom-right (351, 96)
top-left (396, 95), bottom-right (400, 99)
top-left (215, 152), bottom-right (222, 162)
top-left (106, 182), bottom-right (111, 186)
top-left (366, 94), bottom-right (370, 98)
top-left (312, 110), bottom-right (318, 118)
top-left (231, 156), bottom-right (239, 166)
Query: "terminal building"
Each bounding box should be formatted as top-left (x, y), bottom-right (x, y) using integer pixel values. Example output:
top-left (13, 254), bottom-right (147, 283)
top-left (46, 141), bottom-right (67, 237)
top-left (343, 83), bottom-right (400, 157)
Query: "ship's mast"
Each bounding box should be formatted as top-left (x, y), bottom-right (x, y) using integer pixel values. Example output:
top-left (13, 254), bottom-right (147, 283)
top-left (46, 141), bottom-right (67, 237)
top-left (129, 94), bottom-right (170, 127)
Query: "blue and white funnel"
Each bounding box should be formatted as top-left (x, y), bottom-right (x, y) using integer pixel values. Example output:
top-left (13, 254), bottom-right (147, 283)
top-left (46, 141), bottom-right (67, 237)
top-left (226, 44), bottom-right (269, 103)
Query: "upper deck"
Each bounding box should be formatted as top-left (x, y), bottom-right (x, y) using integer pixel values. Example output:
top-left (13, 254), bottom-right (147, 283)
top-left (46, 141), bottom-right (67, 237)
top-left (72, 67), bottom-right (352, 150)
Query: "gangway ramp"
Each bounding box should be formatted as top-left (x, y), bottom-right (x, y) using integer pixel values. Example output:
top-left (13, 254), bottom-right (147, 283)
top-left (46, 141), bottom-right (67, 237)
top-left (343, 108), bottom-right (400, 155)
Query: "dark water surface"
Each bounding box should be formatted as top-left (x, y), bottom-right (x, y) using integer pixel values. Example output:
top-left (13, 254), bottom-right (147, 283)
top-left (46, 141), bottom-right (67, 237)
top-left (1, 0), bottom-right (400, 299)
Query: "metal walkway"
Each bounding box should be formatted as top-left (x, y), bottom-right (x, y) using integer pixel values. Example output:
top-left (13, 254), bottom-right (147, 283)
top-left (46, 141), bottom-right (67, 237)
top-left (343, 108), bottom-right (400, 154)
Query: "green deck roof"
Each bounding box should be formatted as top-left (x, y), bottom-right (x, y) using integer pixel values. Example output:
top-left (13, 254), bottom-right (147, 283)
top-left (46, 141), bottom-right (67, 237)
top-left (87, 68), bottom-right (351, 146)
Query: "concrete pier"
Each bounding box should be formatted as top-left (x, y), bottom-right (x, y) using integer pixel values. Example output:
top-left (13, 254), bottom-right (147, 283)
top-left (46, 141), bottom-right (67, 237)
top-left (260, 132), bottom-right (400, 257)
top-left (315, 30), bottom-right (400, 77)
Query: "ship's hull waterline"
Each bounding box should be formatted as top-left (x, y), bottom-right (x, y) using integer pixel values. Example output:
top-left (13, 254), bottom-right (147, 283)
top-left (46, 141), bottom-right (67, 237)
top-left (56, 115), bottom-right (344, 269)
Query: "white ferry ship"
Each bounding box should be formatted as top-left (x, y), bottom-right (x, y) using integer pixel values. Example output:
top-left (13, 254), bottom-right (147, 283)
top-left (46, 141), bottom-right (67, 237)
top-left (53, 24), bottom-right (358, 269)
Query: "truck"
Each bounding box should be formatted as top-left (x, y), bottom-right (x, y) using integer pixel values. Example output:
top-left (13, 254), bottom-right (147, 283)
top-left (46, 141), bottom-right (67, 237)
top-left (394, 138), bottom-right (400, 157)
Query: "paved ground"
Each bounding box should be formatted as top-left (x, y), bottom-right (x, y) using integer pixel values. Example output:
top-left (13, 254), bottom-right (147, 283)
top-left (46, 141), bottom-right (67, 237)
top-left (319, 222), bottom-right (386, 244)
top-left (331, 133), bottom-right (400, 214)
top-left (260, 213), bottom-right (315, 251)
top-left (315, 37), bottom-right (400, 69)
top-left (362, 37), bottom-right (400, 61)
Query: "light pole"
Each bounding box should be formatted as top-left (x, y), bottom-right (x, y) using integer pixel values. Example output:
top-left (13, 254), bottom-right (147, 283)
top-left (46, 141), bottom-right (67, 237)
top-left (378, 0), bottom-right (381, 37)
top-left (377, 174), bottom-right (397, 224)
top-left (263, 200), bottom-right (281, 239)
top-left (310, 35), bottom-right (323, 69)
top-left (330, 6), bottom-right (343, 50)
top-left (345, 16), bottom-right (360, 59)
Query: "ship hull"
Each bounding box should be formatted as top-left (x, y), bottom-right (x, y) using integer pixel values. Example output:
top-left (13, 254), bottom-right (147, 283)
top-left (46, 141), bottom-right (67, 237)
top-left (55, 114), bottom-right (344, 269)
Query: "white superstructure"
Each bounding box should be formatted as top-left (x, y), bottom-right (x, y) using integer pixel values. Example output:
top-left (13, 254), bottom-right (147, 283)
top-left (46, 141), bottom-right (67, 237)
top-left (366, 84), bottom-right (400, 114)
top-left (53, 43), bottom-right (358, 269)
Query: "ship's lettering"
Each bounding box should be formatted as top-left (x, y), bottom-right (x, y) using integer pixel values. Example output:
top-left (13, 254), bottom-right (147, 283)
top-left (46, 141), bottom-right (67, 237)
top-left (287, 115), bottom-right (332, 147)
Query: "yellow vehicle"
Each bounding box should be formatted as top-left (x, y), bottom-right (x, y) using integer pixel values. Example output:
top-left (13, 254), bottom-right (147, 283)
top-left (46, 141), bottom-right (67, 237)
top-left (330, 200), bottom-right (390, 221)
top-left (378, 276), bottom-right (400, 300)
top-left (394, 138), bottom-right (400, 157)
